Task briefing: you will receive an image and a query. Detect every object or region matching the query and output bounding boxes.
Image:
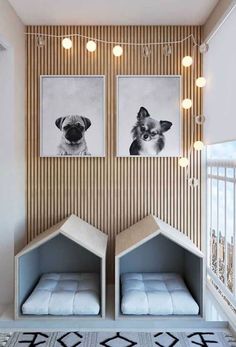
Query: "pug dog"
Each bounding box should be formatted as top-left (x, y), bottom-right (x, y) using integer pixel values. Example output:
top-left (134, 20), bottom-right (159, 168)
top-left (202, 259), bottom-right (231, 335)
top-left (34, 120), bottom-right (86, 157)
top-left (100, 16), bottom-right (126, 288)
top-left (55, 115), bottom-right (91, 156)
top-left (129, 107), bottom-right (172, 156)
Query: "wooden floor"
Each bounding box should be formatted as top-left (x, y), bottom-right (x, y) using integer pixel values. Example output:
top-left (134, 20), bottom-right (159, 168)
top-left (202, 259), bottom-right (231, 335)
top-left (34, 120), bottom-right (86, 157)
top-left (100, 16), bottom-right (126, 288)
top-left (0, 286), bottom-right (228, 332)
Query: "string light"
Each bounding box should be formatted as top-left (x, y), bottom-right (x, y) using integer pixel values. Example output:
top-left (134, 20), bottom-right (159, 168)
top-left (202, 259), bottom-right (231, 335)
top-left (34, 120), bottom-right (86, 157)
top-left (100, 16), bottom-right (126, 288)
top-left (182, 98), bottom-right (192, 109)
top-left (37, 36), bottom-right (45, 48)
top-left (199, 43), bottom-right (209, 54)
top-left (194, 141), bottom-right (204, 151)
top-left (195, 115), bottom-right (205, 125)
top-left (179, 157), bottom-right (189, 168)
top-left (188, 177), bottom-right (199, 188)
top-left (113, 45), bottom-right (123, 57)
top-left (143, 46), bottom-right (151, 58)
top-left (86, 40), bottom-right (96, 52)
top-left (163, 44), bottom-right (172, 57)
top-left (182, 56), bottom-right (193, 67)
top-left (196, 77), bottom-right (206, 88)
top-left (27, 32), bottom-right (199, 50)
top-left (62, 38), bottom-right (72, 49)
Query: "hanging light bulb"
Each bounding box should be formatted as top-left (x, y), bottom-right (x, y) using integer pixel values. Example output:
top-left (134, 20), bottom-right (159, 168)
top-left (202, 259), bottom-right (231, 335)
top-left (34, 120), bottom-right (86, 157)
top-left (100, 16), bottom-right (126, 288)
top-left (163, 44), bottom-right (172, 57)
top-left (194, 141), bottom-right (204, 151)
top-left (179, 157), bottom-right (189, 168)
top-left (199, 43), bottom-right (209, 54)
top-left (37, 35), bottom-right (46, 48)
top-left (86, 40), bottom-right (96, 52)
top-left (196, 77), bottom-right (206, 88)
top-left (62, 37), bottom-right (72, 49)
top-left (182, 98), bottom-right (192, 109)
top-left (182, 56), bottom-right (193, 67)
top-left (195, 115), bottom-right (205, 125)
top-left (143, 46), bottom-right (151, 58)
top-left (113, 45), bottom-right (123, 57)
top-left (188, 177), bottom-right (199, 188)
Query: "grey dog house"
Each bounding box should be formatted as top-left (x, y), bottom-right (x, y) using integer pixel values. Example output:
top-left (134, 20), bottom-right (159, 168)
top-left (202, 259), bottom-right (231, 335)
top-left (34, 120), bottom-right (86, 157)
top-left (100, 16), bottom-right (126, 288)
top-left (115, 215), bottom-right (204, 319)
top-left (15, 214), bottom-right (108, 320)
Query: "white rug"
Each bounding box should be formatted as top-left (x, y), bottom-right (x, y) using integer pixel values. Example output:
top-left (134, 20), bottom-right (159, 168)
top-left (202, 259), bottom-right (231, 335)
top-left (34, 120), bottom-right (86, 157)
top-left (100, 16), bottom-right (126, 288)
top-left (1, 331), bottom-right (236, 347)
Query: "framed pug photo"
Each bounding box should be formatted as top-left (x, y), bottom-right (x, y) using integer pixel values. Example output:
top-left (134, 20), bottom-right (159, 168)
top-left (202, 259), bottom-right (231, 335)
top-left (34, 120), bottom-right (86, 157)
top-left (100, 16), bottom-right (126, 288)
top-left (117, 75), bottom-right (182, 157)
top-left (40, 75), bottom-right (105, 157)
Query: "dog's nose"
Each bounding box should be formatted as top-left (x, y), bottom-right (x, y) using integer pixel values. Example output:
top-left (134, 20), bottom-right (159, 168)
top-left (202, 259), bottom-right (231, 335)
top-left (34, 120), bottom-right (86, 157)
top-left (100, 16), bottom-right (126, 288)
top-left (143, 134), bottom-right (148, 140)
top-left (66, 128), bottom-right (82, 142)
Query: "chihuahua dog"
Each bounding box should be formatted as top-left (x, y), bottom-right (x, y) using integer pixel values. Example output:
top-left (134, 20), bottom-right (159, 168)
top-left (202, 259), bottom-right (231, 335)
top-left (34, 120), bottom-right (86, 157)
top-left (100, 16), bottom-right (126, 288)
top-left (129, 107), bottom-right (172, 156)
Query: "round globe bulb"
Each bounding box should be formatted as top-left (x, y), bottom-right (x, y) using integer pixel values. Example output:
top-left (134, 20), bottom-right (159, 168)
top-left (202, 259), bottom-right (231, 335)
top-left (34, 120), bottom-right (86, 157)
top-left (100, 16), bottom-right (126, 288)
top-left (182, 98), bottom-right (192, 109)
top-left (113, 45), bottom-right (123, 57)
top-left (62, 38), bottom-right (72, 49)
top-left (182, 56), bottom-right (193, 67)
top-left (86, 40), bottom-right (96, 52)
top-left (188, 177), bottom-right (199, 188)
top-left (196, 77), bottom-right (206, 88)
top-left (195, 115), bottom-right (206, 125)
top-left (179, 157), bottom-right (189, 168)
top-left (194, 140), bottom-right (204, 151)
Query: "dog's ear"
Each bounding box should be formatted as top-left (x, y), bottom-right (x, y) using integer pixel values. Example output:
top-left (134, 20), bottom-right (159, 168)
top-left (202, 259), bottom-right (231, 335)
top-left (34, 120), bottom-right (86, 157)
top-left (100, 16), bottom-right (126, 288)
top-left (81, 117), bottom-right (91, 131)
top-left (137, 107), bottom-right (150, 120)
top-left (160, 120), bottom-right (172, 133)
top-left (55, 117), bottom-right (66, 130)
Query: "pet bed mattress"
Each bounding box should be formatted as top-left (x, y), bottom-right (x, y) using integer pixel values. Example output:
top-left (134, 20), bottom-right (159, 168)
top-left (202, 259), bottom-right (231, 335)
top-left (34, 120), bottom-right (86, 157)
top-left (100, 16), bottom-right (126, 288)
top-left (121, 273), bottom-right (199, 315)
top-left (22, 273), bottom-right (100, 315)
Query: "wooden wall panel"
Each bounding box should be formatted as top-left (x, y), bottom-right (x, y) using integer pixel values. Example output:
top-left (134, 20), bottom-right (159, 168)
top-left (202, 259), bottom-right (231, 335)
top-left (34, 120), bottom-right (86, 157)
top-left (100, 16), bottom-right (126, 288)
top-left (27, 26), bottom-right (202, 282)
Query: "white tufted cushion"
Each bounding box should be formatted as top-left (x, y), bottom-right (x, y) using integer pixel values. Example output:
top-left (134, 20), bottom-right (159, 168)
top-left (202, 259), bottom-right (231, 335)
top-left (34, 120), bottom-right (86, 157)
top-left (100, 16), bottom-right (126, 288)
top-left (22, 273), bottom-right (100, 315)
top-left (121, 273), bottom-right (199, 315)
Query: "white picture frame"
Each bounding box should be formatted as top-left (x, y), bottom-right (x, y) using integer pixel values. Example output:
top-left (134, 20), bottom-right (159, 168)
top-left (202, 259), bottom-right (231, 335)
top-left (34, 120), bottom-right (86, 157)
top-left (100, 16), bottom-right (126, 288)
top-left (40, 75), bottom-right (105, 157)
top-left (117, 75), bottom-right (182, 157)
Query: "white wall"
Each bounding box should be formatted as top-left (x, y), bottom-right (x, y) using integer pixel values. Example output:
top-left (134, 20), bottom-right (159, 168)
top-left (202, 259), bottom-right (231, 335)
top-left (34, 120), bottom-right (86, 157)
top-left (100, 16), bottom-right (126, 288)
top-left (0, 0), bottom-right (26, 305)
top-left (204, 5), bottom-right (236, 144)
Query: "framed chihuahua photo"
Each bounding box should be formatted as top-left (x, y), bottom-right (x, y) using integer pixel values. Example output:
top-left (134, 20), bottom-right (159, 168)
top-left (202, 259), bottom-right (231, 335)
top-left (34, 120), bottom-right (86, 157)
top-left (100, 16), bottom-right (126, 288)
top-left (40, 75), bottom-right (105, 157)
top-left (117, 75), bottom-right (182, 157)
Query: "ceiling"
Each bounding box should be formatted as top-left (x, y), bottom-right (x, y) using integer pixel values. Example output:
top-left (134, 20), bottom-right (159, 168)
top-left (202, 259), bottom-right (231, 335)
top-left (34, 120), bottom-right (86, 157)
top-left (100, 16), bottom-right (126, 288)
top-left (8, 0), bottom-right (219, 26)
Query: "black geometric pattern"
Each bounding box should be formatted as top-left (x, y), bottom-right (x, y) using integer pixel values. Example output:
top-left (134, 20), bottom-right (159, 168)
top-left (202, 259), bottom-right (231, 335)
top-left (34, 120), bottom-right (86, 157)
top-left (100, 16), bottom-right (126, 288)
top-left (5, 330), bottom-right (232, 347)
top-left (99, 332), bottom-right (137, 347)
top-left (57, 332), bottom-right (83, 347)
top-left (187, 332), bottom-right (218, 346)
top-left (154, 332), bottom-right (180, 347)
top-left (19, 332), bottom-right (49, 346)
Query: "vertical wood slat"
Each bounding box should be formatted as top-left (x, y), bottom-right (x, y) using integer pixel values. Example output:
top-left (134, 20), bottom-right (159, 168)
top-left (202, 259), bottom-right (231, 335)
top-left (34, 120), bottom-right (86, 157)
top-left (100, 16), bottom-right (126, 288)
top-left (27, 26), bottom-right (202, 283)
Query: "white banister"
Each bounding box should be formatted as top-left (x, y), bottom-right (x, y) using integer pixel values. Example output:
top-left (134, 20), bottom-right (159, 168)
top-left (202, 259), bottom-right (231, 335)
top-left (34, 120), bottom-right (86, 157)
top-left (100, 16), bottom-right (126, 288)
top-left (207, 157), bottom-right (236, 308)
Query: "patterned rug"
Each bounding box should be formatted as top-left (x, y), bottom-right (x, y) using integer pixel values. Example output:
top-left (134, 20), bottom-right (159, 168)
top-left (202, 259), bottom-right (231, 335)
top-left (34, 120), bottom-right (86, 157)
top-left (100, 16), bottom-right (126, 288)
top-left (1, 331), bottom-right (236, 347)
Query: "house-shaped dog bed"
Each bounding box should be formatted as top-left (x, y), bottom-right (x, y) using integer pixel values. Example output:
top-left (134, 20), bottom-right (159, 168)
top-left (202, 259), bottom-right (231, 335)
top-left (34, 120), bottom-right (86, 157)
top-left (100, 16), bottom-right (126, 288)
top-left (115, 215), bottom-right (204, 319)
top-left (15, 214), bottom-right (108, 320)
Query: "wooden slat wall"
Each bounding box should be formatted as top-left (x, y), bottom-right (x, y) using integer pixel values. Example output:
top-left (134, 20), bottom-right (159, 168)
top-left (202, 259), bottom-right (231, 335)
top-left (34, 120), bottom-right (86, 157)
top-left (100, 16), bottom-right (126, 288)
top-left (27, 26), bottom-right (202, 282)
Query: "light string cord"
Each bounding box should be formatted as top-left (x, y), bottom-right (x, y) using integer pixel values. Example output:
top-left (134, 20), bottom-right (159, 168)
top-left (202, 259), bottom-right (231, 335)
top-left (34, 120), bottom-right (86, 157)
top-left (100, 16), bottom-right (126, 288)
top-left (186, 43), bottom-right (198, 181)
top-left (25, 32), bottom-right (199, 47)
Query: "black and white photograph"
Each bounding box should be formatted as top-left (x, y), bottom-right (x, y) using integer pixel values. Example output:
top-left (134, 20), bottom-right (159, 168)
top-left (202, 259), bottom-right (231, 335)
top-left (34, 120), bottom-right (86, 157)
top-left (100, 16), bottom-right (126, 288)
top-left (117, 76), bottom-right (181, 157)
top-left (40, 75), bottom-right (105, 157)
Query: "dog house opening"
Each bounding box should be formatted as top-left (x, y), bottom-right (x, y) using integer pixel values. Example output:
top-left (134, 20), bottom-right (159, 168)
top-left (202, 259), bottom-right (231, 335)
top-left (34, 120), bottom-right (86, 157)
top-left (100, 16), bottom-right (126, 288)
top-left (118, 234), bottom-right (203, 317)
top-left (17, 234), bottom-right (102, 317)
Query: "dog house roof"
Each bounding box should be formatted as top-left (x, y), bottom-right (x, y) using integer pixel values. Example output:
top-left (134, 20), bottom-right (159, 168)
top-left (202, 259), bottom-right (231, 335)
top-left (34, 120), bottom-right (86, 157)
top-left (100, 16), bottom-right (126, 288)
top-left (116, 215), bottom-right (203, 258)
top-left (16, 214), bottom-right (108, 259)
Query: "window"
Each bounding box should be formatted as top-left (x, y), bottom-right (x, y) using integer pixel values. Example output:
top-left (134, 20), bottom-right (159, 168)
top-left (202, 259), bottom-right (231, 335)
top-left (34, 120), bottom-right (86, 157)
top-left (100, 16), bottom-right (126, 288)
top-left (207, 141), bottom-right (236, 309)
